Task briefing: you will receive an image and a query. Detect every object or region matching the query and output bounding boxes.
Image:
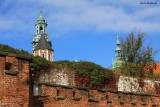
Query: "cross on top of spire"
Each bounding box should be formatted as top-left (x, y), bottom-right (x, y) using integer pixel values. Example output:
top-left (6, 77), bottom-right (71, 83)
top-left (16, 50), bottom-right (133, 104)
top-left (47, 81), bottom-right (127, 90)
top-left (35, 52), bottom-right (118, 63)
top-left (116, 35), bottom-right (118, 40)
top-left (40, 7), bottom-right (43, 16)
top-left (116, 35), bottom-right (120, 45)
top-left (37, 7), bottom-right (45, 21)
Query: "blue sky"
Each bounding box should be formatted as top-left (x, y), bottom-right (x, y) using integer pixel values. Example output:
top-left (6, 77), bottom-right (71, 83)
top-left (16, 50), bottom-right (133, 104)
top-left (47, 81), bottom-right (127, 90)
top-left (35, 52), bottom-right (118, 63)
top-left (0, 0), bottom-right (160, 68)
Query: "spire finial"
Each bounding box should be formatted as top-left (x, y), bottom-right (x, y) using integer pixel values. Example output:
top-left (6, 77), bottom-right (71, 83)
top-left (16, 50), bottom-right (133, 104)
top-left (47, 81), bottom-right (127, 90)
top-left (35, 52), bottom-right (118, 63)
top-left (116, 35), bottom-right (120, 45)
top-left (40, 7), bottom-right (43, 16)
top-left (116, 35), bottom-right (119, 40)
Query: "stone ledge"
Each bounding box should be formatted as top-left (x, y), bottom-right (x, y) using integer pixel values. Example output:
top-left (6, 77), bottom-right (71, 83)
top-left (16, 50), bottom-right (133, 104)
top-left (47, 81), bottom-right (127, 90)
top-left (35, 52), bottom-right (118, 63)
top-left (4, 70), bottom-right (19, 76)
top-left (130, 102), bottom-right (136, 105)
top-left (119, 101), bottom-right (125, 105)
top-left (107, 100), bottom-right (112, 103)
top-left (88, 97), bottom-right (99, 103)
top-left (72, 97), bottom-right (81, 101)
top-left (152, 103), bottom-right (157, 107)
top-left (54, 96), bottom-right (65, 100)
top-left (141, 102), bottom-right (147, 106)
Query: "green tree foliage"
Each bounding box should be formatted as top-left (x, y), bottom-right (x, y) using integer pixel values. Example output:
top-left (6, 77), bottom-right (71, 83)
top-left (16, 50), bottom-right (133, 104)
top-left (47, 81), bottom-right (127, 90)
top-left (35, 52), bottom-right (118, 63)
top-left (120, 30), bottom-right (157, 78)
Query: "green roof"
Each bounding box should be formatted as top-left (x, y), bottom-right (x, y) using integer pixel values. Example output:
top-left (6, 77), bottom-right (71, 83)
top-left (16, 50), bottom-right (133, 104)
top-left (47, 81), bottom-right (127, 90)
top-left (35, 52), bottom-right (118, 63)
top-left (37, 15), bottom-right (45, 22)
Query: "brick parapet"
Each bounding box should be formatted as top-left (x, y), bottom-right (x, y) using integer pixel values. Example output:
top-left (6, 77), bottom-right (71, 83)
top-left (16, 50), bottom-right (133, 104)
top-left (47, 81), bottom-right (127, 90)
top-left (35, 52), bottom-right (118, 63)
top-left (0, 54), bottom-right (31, 107)
top-left (37, 83), bottom-right (160, 107)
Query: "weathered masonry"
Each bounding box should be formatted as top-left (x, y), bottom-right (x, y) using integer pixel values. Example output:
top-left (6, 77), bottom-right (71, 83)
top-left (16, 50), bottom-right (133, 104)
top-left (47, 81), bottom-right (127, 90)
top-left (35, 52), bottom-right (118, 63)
top-left (0, 52), bottom-right (33, 107)
top-left (1, 52), bottom-right (160, 107)
top-left (35, 83), bottom-right (160, 107)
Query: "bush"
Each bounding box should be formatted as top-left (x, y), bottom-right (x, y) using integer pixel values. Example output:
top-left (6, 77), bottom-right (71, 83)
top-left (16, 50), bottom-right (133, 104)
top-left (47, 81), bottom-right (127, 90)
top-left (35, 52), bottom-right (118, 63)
top-left (71, 61), bottom-right (113, 88)
top-left (0, 44), bottom-right (31, 57)
top-left (32, 56), bottom-right (49, 71)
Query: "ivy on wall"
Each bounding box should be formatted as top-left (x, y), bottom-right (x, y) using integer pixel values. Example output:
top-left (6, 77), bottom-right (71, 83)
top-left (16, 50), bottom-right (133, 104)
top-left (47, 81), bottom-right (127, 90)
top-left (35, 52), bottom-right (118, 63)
top-left (45, 60), bottom-right (118, 89)
top-left (155, 83), bottom-right (160, 94)
top-left (71, 62), bottom-right (114, 89)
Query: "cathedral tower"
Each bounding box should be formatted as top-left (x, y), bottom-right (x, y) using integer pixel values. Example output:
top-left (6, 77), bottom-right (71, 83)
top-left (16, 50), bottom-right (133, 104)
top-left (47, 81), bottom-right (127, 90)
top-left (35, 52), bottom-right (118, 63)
top-left (112, 35), bottom-right (124, 68)
top-left (32, 8), bottom-right (53, 61)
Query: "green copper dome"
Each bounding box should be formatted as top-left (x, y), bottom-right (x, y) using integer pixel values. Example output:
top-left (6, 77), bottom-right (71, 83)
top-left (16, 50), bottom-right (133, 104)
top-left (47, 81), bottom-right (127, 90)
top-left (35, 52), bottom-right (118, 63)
top-left (36, 7), bottom-right (47, 25)
top-left (38, 15), bottom-right (45, 21)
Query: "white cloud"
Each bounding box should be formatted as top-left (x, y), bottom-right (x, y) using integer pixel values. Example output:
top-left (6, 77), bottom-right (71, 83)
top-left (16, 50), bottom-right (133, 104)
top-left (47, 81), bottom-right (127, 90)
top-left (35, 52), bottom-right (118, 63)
top-left (0, 0), bottom-right (159, 38)
top-left (42, 0), bottom-right (160, 35)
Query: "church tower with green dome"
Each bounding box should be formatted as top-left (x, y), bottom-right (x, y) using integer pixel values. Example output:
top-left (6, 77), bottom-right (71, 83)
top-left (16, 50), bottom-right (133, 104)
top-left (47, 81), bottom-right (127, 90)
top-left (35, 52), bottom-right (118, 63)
top-left (32, 8), bottom-right (53, 61)
top-left (112, 35), bottom-right (124, 69)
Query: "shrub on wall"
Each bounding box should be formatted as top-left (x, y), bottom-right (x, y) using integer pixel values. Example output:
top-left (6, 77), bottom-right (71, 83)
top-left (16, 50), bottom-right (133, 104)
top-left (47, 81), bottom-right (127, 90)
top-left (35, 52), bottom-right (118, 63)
top-left (71, 61), bottom-right (114, 89)
top-left (105, 75), bottom-right (119, 90)
top-left (32, 56), bottom-right (49, 71)
top-left (55, 60), bottom-right (73, 66)
top-left (51, 61), bottom-right (119, 90)
top-left (155, 83), bottom-right (160, 94)
top-left (0, 44), bottom-right (31, 57)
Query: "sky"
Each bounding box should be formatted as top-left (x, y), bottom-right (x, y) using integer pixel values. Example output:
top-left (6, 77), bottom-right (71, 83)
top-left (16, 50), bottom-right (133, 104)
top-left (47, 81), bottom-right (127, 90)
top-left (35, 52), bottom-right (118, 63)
top-left (0, 0), bottom-right (160, 68)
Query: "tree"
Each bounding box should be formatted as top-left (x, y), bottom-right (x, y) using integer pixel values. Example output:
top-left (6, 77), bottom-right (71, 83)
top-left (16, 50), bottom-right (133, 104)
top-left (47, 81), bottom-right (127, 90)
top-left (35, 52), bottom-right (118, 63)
top-left (120, 30), bottom-right (157, 78)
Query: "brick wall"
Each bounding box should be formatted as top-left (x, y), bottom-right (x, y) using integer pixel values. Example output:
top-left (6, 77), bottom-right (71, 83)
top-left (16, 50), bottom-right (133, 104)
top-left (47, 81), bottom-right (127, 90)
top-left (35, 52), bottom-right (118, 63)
top-left (36, 84), bottom-right (160, 107)
top-left (1, 52), bottom-right (160, 107)
top-left (0, 53), bottom-right (31, 107)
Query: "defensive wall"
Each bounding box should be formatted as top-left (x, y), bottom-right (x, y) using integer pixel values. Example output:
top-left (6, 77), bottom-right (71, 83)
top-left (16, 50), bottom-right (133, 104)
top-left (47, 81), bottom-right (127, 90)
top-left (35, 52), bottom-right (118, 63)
top-left (0, 52), bottom-right (160, 107)
top-left (35, 83), bottom-right (160, 107)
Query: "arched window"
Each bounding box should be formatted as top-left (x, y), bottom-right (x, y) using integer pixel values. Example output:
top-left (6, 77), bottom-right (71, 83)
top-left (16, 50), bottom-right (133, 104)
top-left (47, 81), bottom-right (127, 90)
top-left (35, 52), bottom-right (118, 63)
top-left (42, 53), bottom-right (44, 58)
top-left (48, 54), bottom-right (50, 61)
top-left (39, 26), bottom-right (43, 34)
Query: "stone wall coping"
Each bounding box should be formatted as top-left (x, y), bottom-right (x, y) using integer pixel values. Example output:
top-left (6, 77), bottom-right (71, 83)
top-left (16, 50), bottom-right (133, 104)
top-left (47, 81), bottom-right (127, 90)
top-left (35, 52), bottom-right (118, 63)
top-left (4, 70), bottom-right (19, 76)
top-left (39, 83), bottom-right (160, 97)
top-left (0, 51), bottom-right (31, 60)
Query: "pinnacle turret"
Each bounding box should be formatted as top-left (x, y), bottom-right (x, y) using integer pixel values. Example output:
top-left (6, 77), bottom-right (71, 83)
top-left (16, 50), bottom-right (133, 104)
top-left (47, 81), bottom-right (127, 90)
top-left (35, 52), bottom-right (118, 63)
top-left (115, 35), bottom-right (122, 58)
top-left (112, 35), bottom-right (124, 69)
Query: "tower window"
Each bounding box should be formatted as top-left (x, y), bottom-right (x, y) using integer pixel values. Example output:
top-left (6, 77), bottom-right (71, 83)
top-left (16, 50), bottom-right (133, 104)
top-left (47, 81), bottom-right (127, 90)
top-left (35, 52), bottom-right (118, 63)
top-left (48, 54), bottom-right (50, 61)
top-left (42, 53), bottom-right (44, 58)
top-left (39, 26), bottom-right (43, 34)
